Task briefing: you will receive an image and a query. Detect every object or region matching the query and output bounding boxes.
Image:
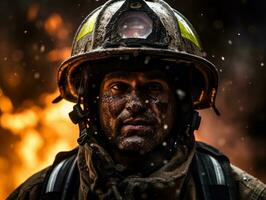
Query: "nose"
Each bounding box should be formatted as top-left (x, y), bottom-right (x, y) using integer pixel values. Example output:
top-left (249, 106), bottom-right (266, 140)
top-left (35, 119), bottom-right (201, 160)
top-left (126, 91), bottom-right (146, 115)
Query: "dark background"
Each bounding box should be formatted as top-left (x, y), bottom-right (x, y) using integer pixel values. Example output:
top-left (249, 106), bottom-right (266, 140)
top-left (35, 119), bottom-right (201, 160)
top-left (0, 0), bottom-right (265, 197)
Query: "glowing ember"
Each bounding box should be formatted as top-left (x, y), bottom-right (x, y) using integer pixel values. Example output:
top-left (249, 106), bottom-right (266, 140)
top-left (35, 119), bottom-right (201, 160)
top-left (44, 14), bottom-right (70, 40)
top-left (44, 14), bottom-right (63, 35)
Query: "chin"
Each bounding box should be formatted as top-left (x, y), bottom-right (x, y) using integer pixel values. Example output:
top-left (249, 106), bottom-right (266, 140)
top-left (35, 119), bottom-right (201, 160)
top-left (117, 135), bottom-right (154, 155)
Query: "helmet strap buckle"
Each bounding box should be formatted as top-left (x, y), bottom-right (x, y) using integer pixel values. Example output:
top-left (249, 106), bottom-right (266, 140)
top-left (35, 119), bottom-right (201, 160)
top-left (69, 104), bottom-right (89, 124)
top-left (69, 103), bottom-right (93, 146)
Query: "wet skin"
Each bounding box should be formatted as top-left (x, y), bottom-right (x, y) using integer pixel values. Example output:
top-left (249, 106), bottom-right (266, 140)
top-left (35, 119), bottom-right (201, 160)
top-left (99, 70), bottom-right (176, 155)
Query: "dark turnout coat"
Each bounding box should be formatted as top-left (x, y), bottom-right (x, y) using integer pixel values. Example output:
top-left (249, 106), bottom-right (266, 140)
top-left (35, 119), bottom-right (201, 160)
top-left (7, 142), bottom-right (266, 200)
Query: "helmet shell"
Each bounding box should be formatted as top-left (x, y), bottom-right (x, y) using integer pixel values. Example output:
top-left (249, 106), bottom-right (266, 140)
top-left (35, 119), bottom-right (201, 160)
top-left (58, 0), bottom-right (218, 109)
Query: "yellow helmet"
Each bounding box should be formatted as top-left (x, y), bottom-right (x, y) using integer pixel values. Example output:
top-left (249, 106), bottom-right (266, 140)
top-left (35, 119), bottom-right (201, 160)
top-left (57, 0), bottom-right (218, 110)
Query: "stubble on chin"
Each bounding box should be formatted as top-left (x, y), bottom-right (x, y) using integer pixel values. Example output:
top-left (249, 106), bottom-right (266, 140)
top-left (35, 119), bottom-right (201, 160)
top-left (115, 130), bottom-right (161, 155)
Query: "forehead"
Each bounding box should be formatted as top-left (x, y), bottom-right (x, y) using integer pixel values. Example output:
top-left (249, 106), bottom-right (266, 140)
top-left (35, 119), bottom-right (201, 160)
top-left (103, 70), bottom-right (168, 82)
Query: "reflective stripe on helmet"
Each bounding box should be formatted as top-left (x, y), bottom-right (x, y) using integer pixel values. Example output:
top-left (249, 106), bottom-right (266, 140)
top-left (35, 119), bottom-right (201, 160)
top-left (175, 13), bottom-right (201, 48)
top-left (76, 9), bottom-right (101, 42)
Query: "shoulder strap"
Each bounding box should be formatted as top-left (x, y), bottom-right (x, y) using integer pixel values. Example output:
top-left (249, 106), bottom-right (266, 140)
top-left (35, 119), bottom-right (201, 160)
top-left (41, 149), bottom-right (79, 200)
top-left (193, 142), bottom-right (236, 200)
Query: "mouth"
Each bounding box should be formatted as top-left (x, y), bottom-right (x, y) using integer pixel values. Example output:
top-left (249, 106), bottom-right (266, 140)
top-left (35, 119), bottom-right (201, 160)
top-left (123, 117), bottom-right (153, 125)
top-left (120, 118), bottom-right (154, 136)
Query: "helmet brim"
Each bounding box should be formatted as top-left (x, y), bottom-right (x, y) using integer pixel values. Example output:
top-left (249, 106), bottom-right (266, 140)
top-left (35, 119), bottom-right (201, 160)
top-left (58, 47), bottom-right (218, 109)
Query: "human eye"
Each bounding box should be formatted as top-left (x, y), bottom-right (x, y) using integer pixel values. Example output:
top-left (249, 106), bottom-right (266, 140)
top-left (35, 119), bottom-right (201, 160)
top-left (110, 82), bottom-right (129, 95)
top-left (146, 82), bottom-right (163, 92)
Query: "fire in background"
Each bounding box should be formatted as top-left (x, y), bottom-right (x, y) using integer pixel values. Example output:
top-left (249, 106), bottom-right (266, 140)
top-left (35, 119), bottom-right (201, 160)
top-left (0, 0), bottom-right (265, 199)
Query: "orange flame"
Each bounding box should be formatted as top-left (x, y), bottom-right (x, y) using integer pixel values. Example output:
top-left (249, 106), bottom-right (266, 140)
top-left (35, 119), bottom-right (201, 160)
top-left (0, 11), bottom-right (77, 199)
top-left (0, 91), bottom-right (77, 199)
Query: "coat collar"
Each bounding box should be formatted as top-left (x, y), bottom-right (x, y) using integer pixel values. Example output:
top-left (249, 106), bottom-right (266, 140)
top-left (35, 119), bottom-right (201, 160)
top-left (77, 141), bottom-right (196, 199)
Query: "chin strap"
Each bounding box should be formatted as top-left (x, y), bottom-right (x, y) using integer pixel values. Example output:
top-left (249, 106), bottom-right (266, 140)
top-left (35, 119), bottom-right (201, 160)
top-left (68, 65), bottom-right (99, 146)
top-left (191, 110), bottom-right (201, 131)
top-left (184, 110), bottom-right (201, 137)
top-left (212, 104), bottom-right (221, 116)
top-left (68, 103), bottom-right (93, 145)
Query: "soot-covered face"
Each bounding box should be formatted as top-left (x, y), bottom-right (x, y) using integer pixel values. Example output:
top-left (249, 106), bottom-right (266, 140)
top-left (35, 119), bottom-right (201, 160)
top-left (99, 71), bottom-right (176, 154)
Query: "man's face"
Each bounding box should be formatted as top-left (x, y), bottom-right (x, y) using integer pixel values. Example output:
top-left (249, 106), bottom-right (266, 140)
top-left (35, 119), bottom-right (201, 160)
top-left (99, 70), bottom-right (176, 154)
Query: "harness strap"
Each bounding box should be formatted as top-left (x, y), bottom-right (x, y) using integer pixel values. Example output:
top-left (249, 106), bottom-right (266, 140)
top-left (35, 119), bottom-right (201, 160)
top-left (42, 154), bottom-right (78, 200)
top-left (208, 155), bottom-right (225, 185)
top-left (193, 142), bottom-right (236, 200)
top-left (45, 159), bottom-right (68, 193)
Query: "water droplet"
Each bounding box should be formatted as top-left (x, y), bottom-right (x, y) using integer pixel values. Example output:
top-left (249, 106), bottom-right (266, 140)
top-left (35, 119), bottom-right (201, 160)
top-left (175, 189), bottom-right (180, 195)
top-left (228, 40), bottom-right (233, 45)
top-left (260, 62), bottom-right (264, 67)
top-left (34, 72), bottom-right (40, 79)
top-left (221, 56), bottom-right (225, 61)
top-left (145, 99), bottom-right (149, 104)
top-left (94, 131), bottom-right (98, 135)
top-left (163, 125), bottom-right (168, 130)
top-left (24, 30), bottom-right (28, 34)
top-left (34, 55), bottom-right (40, 60)
top-left (237, 32), bottom-right (241, 36)
top-left (162, 141), bottom-right (167, 146)
top-left (176, 89), bottom-right (186, 100)
top-left (144, 56), bottom-right (150, 64)
top-left (78, 88), bottom-right (84, 95)
top-left (40, 45), bottom-right (45, 52)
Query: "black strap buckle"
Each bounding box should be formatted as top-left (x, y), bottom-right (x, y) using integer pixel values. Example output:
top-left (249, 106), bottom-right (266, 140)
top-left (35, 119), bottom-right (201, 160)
top-left (69, 104), bottom-right (89, 124)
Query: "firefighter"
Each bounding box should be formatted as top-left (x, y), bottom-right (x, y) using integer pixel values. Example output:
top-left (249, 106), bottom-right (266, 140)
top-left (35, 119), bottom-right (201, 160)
top-left (7, 0), bottom-right (266, 199)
